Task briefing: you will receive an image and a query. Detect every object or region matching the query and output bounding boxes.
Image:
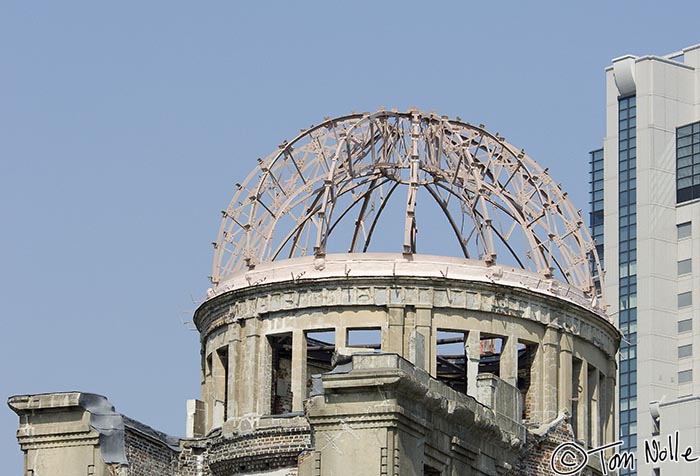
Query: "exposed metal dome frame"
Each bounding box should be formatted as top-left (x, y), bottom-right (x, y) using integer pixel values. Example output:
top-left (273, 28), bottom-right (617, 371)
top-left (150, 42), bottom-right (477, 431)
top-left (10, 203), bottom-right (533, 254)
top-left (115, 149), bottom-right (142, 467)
top-left (213, 109), bottom-right (602, 302)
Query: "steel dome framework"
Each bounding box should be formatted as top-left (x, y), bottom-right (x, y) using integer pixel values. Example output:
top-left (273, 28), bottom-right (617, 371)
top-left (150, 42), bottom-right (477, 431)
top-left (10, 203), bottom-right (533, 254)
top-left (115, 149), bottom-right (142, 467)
top-left (213, 109), bottom-right (602, 300)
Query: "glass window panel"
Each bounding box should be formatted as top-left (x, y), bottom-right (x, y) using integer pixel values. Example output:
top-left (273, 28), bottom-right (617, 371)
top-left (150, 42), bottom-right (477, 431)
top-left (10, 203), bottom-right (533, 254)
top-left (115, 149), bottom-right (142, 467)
top-left (678, 156), bottom-right (692, 168)
top-left (678, 222), bottom-right (692, 239)
top-left (679, 125), bottom-right (694, 136)
top-left (678, 259), bottom-right (692, 275)
top-left (679, 369), bottom-right (693, 384)
top-left (678, 291), bottom-right (693, 308)
top-left (679, 319), bottom-right (693, 333)
top-left (679, 344), bottom-right (693, 359)
top-left (679, 135), bottom-right (693, 147)
top-left (679, 146), bottom-right (693, 157)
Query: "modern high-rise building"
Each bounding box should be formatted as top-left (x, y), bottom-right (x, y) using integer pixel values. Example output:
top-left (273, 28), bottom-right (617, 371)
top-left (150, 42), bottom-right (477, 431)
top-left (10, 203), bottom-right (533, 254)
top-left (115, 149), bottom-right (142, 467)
top-left (593, 44), bottom-right (700, 476)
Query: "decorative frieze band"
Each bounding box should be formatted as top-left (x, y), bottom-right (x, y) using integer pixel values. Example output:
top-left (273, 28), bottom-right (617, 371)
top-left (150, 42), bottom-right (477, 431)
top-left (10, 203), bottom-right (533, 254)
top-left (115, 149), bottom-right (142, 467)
top-left (196, 278), bottom-right (618, 358)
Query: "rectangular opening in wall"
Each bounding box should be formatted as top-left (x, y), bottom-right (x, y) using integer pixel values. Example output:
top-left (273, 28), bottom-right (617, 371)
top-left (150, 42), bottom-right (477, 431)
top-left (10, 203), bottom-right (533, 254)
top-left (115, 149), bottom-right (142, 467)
top-left (479, 335), bottom-right (504, 377)
top-left (679, 344), bottom-right (693, 359)
top-left (679, 319), bottom-right (693, 333)
top-left (678, 259), bottom-right (692, 276)
top-left (517, 342), bottom-right (536, 421)
top-left (306, 330), bottom-right (336, 397)
top-left (436, 330), bottom-right (466, 393)
top-left (215, 347), bottom-right (229, 422)
top-left (268, 333), bottom-right (293, 415)
top-left (678, 222), bottom-right (692, 240)
top-left (571, 357), bottom-right (582, 438)
top-left (679, 369), bottom-right (693, 384)
top-left (678, 291), bottom-right (693, 309)
top-left (346, 328), bottom-right (381, 351)
top-left (423, 465), bottom-right (440, 476)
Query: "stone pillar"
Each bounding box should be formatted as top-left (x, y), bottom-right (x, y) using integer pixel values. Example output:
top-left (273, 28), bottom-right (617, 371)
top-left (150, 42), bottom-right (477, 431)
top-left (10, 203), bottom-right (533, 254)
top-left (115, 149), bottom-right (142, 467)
top-left (412, 306), bottom-right (432, 371)
top-left (242, 317), bottom-right (263, 416)
top-left (335, 325), bottom-right (347, 350)
top-left (402, 306), bottom-right (416, 358)
top-left (604, 359), bottom-right (617, 445)
top-left (186, 399), bottom-right (206, 438)
top-left (258, 320), bottom-right (275, 416)
top-left (500, 335), bottom-right (518, 387)
top-left (541, 325), bottom-right (560, 422)
top-left (558, 333), bottom-right (573, 414)
top-left (466, 330), bottom-right (481, 397)
top-left (588, 367), bottom-right (600, 447)
top-left (212, 347), bottom-right (227, 428)
top-left (385, 306), bottom-right (405, 355)
top-left (228, 324), bottom-right (241, 420)
top-left (574, 357), bottom-right (588, 444)
top-left (292, 329), bottom-right (308, 412)
top-left (203, 352), bottom-right (213, 430)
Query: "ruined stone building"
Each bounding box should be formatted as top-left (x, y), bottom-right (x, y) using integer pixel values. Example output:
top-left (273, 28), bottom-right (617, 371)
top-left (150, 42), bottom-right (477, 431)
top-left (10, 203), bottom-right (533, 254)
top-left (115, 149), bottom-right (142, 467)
top-left (9, 110), bottom-right (620, 475)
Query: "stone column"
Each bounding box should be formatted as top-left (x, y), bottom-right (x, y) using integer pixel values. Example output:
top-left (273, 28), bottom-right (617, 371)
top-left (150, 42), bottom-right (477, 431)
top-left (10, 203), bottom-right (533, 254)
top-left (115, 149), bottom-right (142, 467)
top-left (243, 317), bottom-right (265, 415)
top-left (558, 333), bottom-right (573, 415)
top-left (292, 329), bottom-right (308, 412)
top-left (413, 306), bottom-right (432, 371)
top-left (203, 352), bottom-right (213, 430)
top-left (466, 330), bottom-right (481, 397)
top-left (254, 316), bottom-right (272, 415)
top-left (212, 347), bottom-right (227, 428)
top-left (385, 306), bottom-right (405, 355)
top-left (588, 367), bottom-right (600, 447)
top-left (227, 323), bottom-right (241, 420)
top-left (500, 335), bottom-right (518, 387)
top-left (574, 357), bottom-right (588, 444)
top-left (403, 306), bottom-right (416, 358)
top-left (604, 359), bottom-right (617, 445)
top-left (542, 325), bottom-right (560, 422)
top-left (335, 325), bottom-right (347, 349)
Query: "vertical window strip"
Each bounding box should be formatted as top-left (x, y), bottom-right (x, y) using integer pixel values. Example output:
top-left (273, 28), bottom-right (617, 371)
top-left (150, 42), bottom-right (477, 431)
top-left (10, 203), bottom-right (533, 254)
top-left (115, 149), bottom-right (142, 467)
top-left (618, 96), bottom-right (637, 475)
top-left (676, 122), bottom-right (700, 203)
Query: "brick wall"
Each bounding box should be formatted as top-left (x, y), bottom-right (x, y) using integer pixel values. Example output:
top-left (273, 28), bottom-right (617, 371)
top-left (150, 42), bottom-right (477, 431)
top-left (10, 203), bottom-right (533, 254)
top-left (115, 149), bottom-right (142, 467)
top-left (510, 416), bottom-right (576, 475)
top-left (207, 425), bottom-right (311, 476)
top-left (178, 439), bottom-right (211, 476)
top-left (124, 426), bottom-right (178, 476)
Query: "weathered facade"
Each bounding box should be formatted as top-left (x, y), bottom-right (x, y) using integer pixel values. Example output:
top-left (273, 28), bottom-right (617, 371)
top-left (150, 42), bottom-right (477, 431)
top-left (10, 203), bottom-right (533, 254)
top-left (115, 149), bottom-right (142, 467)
top-left (9, 110), bottom-right (620, 475)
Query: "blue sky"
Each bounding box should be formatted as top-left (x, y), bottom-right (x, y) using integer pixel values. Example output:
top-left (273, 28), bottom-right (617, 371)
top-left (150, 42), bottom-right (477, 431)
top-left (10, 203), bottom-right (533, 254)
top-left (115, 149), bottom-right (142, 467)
top-left (2, 1), bottom-right (699, 471)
